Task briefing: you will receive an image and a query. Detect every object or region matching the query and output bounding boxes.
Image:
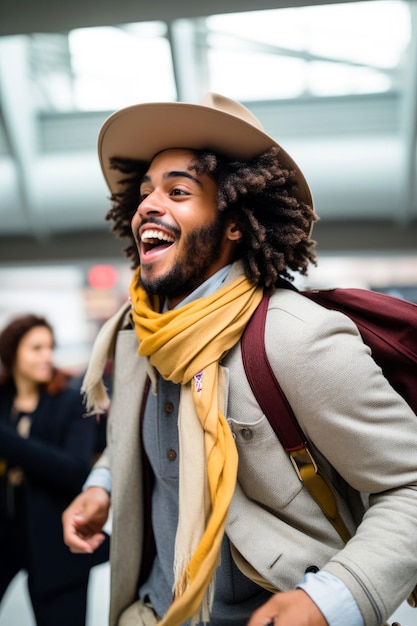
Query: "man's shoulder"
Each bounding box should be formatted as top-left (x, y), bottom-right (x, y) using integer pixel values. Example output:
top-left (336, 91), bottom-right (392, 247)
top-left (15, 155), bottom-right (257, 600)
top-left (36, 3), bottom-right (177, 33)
top-left (97, 301), bottom-right (135, 347)
top-left (267, 286), bottom-right (356, 328)
top-left (267, 287), bottom-right (325, 329)
top-left (262, 287), bottom-right (360, 364)
top-left (112, 300), bottom-right (134, 330)
top-left (89, 300), bottom-right (139, 375)
top-left (269, 286), bottom-right (324, 314)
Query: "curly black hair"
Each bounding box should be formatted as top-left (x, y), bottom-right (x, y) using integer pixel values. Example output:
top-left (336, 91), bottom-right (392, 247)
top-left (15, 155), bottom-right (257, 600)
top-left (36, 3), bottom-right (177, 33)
top-left (105, 146), bottom-right (318, 289)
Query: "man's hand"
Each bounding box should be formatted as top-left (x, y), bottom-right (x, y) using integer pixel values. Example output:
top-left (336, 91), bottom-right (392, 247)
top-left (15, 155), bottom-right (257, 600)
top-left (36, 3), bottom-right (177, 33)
top-left (62, 486), bottom-right (110, 554)
top-left (247, 589), bottom-right (328, 626)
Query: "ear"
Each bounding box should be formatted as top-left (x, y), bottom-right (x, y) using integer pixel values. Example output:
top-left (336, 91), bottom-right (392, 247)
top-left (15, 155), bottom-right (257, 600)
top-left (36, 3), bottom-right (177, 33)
top-left (225, 222), bottom-right (242, 242)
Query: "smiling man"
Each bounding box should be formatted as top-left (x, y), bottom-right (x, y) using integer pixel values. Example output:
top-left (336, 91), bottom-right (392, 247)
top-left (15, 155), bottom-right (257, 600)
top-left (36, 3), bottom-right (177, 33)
top-left (62, 93), bottom-right (416, 626)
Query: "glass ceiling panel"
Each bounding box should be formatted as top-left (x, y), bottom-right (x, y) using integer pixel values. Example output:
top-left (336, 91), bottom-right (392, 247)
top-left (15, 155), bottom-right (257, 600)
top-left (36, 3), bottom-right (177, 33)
top-left (206, 0), bottom-right (410, 99)
top-left (207, 1), bottom-right (409, 67)
top-left (4, 0), bottom-right (410, 113)
top-left (68, 22), bottom-right (176, 110)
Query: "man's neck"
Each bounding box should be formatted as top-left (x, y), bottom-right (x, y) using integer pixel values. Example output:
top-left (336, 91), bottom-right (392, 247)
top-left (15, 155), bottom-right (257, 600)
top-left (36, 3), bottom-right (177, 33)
top-left (164, 265), bottom-right (232, 311)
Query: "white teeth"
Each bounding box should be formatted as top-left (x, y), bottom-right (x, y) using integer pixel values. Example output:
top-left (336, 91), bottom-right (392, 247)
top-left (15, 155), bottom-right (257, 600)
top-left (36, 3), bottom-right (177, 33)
top-left (141, 229), bottom-right (174, 243)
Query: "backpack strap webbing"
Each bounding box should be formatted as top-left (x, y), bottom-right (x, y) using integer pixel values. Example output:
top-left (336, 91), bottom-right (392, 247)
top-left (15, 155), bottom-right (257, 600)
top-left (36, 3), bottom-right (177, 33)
top-left (241, 293), bottom-right (352, 544)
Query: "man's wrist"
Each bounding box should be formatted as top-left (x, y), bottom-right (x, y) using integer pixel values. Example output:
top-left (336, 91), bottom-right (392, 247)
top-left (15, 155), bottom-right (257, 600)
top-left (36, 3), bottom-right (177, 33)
top-left (297, 570), bottom-right (364, 626)
top-left (82, 466), bottom-right (112, 494)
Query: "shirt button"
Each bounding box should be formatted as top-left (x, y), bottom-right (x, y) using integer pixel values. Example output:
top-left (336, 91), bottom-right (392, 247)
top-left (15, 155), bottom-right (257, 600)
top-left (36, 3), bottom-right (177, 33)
top-left (240, 428), bottom-right (253, 440)
top-left (167, 449), bottom-right (177, 461)
top-left (165, 402), bottom-right (174, 414)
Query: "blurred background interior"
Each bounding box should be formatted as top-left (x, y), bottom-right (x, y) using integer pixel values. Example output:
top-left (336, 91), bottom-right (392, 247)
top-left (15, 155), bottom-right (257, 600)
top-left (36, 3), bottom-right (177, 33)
top-left (1, 0), bottom-right (417, 375)
top-left (0, 1), bottom-right (417, 623)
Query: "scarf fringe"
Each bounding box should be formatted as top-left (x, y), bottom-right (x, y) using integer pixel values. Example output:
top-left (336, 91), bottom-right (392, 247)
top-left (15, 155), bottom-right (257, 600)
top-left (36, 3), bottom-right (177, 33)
top-left (81, 380), bottom-right (110, 416)
top-left (173, 555), bottom-right (191, 599)
top-left (173, 557), bottom-right (215, 626)
top-left (191, 578), bottom-right (215, 626)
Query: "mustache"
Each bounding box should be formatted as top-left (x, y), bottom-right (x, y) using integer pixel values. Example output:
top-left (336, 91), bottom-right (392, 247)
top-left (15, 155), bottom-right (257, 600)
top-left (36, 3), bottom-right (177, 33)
top-left (134, 217), bottom-right (180, 240)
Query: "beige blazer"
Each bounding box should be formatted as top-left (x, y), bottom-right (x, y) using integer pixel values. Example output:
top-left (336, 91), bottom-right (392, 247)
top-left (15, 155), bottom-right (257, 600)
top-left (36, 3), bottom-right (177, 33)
top-left (94, 288), bottom-right (417, 626)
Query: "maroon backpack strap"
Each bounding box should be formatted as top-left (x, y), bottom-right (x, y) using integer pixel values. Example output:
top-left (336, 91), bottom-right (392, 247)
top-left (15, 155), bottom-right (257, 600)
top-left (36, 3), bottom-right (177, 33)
top-left (241, 293), bottom-right (352, 543)
top-left (241, 294), bottom-right (306, 452)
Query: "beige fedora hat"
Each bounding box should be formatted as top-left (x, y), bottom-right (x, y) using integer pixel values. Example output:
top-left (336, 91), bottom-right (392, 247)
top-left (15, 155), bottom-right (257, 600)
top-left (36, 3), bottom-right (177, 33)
top-left (98, 92), bottom-right (313, 208)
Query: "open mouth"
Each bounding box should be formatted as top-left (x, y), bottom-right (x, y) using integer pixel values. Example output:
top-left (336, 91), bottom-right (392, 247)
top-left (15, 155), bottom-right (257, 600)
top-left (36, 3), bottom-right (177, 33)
top-left (140, 228), bottom-right (175, 259)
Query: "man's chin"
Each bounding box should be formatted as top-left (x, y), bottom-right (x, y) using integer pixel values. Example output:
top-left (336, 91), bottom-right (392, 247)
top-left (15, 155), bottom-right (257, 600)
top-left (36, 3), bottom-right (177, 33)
top-left (139, 271), bottom-right (171, 296)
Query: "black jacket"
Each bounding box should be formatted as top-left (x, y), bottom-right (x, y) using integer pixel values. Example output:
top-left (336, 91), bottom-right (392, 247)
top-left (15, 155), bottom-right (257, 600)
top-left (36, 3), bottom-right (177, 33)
top-left (0, 383), bottom-right (109, 595)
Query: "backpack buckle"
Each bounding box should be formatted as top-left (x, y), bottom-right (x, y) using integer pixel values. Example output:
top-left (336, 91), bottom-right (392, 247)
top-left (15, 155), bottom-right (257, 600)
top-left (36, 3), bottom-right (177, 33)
top-left (289, 446), bottom-right (318, 481)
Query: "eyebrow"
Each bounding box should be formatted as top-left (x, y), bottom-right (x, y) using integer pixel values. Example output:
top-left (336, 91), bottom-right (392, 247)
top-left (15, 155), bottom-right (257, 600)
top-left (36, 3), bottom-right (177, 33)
top-left (140, 170), bottom-right (203, 188)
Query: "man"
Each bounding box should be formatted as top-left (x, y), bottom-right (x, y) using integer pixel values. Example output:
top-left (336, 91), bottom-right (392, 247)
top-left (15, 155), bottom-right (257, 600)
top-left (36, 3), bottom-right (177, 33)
top-left (62, 93), bottom-right (417, 626)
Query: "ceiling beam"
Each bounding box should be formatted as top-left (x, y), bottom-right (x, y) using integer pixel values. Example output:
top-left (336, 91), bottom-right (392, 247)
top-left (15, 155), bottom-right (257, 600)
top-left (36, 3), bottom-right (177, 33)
top-left (0, 37), bottom-right (49, 239)
top-left (0, 0), bottom-right (361, 37)
top-left (399, 0), bottom-right (417, 224)
top-left (167, 18), bottom-right (211, 103)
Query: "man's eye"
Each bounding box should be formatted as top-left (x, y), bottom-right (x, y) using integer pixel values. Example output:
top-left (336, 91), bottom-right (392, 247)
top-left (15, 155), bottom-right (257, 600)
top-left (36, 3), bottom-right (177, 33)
top-left (171, 188), bottom-right (187, 196)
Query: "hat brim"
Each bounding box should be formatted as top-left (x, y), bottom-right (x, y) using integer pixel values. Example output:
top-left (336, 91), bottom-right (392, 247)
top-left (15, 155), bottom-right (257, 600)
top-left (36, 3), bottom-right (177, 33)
top-left (98, 101), bottom-right (313, 208)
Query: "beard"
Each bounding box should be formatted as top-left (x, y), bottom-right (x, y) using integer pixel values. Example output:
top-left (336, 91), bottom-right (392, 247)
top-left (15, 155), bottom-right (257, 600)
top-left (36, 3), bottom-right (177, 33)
top-left (139, 215), bottom-right (227, 301)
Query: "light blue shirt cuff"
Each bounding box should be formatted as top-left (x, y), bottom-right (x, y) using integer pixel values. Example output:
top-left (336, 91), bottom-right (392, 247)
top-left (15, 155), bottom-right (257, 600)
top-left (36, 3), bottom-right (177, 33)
top-left (297, 570), bottom-right (364, 626)
top-left (82, 466), bottom-right (112, 494)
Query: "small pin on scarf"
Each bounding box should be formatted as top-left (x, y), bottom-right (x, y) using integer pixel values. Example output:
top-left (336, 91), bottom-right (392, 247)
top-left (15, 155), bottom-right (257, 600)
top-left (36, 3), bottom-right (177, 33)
top-left (194, 371), bottom-right (204, 392)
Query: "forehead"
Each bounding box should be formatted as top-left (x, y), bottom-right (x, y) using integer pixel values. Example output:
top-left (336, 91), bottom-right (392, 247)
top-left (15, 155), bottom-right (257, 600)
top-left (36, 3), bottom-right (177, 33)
top-left (146, 148), bottom-right (197, 173)
top-left (20, 326), bottom-right (52, 346)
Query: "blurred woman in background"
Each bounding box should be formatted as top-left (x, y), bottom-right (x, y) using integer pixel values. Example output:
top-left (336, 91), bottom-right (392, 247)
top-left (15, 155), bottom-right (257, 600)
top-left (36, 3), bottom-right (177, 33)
top-left (0, 314), bottom-right (109, 626)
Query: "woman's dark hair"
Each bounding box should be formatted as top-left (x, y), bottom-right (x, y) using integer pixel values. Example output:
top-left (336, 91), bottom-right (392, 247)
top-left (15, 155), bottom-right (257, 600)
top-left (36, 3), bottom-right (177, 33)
top-left (105, 146), bottom-right (318, 289)
top-left (0, 314), bottom-right (67, 393)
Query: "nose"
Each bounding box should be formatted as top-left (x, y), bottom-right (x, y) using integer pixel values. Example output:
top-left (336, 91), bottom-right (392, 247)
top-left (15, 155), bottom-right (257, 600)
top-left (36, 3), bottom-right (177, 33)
top-left (136, 189), bottom-right (166, 218)
top-left (42, 347), bottom-right (54, 363)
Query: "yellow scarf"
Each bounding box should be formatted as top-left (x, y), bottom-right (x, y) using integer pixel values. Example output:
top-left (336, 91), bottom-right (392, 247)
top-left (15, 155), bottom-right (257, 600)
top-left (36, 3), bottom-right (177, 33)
top-left (129, 263), bottom-right (263, 625)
